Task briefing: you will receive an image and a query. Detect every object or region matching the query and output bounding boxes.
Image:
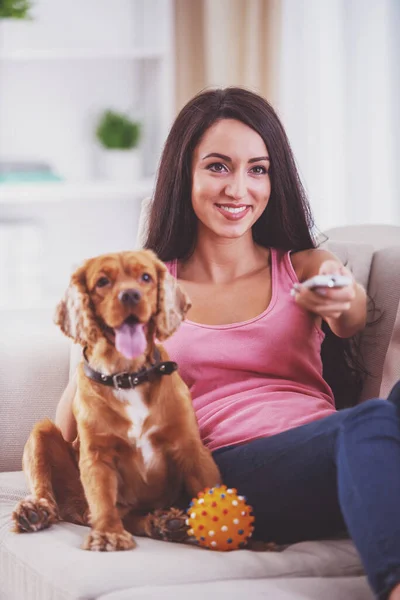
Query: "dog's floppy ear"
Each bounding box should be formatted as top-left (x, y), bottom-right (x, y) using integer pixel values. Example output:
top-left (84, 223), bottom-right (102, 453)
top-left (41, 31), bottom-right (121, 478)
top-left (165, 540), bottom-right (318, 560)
top-left (54, 262), bottom-right (101, 346)
top-left (151, 254), bottom-right (191, 341)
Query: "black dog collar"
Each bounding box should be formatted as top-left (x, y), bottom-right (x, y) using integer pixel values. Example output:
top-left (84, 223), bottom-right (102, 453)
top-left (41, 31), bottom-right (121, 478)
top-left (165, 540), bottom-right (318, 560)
top-left (82, 347), bottom-right (178, 390)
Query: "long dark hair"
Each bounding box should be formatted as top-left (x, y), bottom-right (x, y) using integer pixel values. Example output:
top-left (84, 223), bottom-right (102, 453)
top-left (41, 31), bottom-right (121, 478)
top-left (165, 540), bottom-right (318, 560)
top-left (145, 87), bottom-right (316, 261)
top-left (144, 87), bottom-right (364, 408)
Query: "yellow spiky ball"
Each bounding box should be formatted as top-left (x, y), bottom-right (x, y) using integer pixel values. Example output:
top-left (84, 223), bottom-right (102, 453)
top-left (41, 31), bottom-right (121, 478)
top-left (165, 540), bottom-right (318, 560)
top-left (186, 485), bottom-right (255, 551)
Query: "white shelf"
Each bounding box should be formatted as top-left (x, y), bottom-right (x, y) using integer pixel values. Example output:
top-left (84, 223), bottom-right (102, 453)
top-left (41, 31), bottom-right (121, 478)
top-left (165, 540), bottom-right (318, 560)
top-left (0, 179), bottom-right (155, 203)
top-left (0, 48), bottom-right (165, 61)
top-left (0, 0), bottom-right (173, 315)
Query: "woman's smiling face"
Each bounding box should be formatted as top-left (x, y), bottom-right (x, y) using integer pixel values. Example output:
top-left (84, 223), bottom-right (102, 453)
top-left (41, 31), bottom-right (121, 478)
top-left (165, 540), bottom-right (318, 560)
top-left (191, 118), bottom-right (271, 241)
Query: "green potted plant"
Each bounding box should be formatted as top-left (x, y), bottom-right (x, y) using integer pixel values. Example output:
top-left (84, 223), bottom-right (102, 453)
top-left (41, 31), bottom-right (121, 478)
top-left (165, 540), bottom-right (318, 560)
top-left (0, 0), bottom-right (32, 18)
top-left (0, 0), bottom-right (33, 51)
top-left (96, 109), bottom-right (142, 181)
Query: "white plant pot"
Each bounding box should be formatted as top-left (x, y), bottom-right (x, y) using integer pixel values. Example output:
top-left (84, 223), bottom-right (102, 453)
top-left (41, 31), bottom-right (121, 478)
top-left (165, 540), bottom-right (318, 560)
top-left (99, 149), bottom-right (142, 182)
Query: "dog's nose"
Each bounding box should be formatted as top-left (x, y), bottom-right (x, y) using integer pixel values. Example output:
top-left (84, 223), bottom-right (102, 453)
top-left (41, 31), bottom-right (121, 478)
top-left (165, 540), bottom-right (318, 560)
top-left (118, 289), bottom-right (142, 306)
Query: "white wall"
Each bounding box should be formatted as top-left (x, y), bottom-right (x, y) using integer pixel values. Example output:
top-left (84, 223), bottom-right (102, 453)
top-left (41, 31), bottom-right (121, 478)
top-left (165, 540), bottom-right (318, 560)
top-left (3, 199), bottom-right (143, 307)
top-left (277, 0), bottom-right (400, 233)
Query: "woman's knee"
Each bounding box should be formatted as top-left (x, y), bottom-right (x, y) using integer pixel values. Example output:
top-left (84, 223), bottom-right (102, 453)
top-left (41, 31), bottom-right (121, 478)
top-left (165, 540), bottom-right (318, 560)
top-left (341, 398), bottom-right (396, 433)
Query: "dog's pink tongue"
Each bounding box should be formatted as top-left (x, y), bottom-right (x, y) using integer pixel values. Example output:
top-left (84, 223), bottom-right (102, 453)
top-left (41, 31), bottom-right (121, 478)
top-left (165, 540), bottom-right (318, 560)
top-left (115, 322), bottom-right (146, 359)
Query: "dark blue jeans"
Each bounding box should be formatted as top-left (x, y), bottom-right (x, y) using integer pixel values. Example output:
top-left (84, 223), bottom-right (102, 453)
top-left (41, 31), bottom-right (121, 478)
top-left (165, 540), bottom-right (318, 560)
top-left (212, 380), bottom-right (400, 600)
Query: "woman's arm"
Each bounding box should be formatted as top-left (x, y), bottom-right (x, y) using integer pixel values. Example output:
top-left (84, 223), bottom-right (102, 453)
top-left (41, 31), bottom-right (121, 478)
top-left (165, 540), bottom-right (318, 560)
top-left (291, 248), bottom-right (367, 338)
top-left (55, 372), bottom-right (78, 442)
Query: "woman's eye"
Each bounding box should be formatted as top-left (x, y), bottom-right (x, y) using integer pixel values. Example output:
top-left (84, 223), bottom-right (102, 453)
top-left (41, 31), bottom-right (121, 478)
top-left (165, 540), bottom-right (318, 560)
top-left (96, 276), bottom-right (110, 288)
top-left (207, 162), bottom-right (227, 173)
top-left (141, 273), bottom-right (152, 283)
top-left (250, 165), bottom-right (267, 175)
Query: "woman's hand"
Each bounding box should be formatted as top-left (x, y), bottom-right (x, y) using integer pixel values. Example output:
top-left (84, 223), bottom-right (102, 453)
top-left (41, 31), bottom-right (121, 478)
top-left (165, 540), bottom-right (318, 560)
top-left (291, 259), bottom-right (367, 337)
top-left (292, 260), bottom-right (356, 320)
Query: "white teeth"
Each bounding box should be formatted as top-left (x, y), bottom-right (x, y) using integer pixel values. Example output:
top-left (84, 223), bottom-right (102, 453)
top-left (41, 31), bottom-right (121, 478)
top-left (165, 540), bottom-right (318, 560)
top-left (219, 205), bottom-right (247, 214)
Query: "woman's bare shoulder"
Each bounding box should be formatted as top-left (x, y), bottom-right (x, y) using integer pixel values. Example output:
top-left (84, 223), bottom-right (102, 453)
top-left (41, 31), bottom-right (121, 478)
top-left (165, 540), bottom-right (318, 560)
top-left (290, 248), bottom-right (342, 281)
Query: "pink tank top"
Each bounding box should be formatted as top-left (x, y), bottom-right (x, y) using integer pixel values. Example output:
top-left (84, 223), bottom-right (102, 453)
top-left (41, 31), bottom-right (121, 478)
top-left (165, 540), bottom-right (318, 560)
top-left (163, 249), bottom-right (336, 451)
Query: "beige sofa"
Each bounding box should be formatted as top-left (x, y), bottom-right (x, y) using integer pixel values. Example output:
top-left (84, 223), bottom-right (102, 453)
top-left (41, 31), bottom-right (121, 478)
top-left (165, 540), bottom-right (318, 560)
top-left (1, 222), bottom-right (400, 600)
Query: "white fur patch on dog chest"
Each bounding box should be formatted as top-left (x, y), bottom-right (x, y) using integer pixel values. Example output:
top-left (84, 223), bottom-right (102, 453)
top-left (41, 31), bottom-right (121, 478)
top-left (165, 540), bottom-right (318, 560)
top-left (114, 388), bottom-right (155, 467)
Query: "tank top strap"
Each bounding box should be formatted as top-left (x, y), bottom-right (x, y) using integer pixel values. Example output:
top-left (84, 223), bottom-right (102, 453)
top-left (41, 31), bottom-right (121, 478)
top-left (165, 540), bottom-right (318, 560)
top-left (270, 248), bottom-right (300, 294)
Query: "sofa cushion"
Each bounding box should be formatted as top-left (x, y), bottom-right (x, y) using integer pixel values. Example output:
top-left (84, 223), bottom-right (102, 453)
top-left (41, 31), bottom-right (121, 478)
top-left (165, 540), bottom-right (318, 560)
top-left (96, 577), bottom-right (373, 600)
top-left (0, 310), bottom-right (71, 473)
top-left (365, 247), bottom-right (400, 399)
top-left (134, 196), bottom-right (152, 249)
top-left (322, 240), bottom-right (374, 291)
top-left (0, 472), bottom-right (368, 600)
top-left (382, 299), bottom-right (400, 398)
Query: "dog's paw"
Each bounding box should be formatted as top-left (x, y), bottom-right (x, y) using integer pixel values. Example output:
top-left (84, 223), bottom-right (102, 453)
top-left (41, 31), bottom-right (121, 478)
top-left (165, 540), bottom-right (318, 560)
top-left (82, 528), bottom-right (136, 551)
top-left (149, 507), bottom-right (189, 543)
top-left (12, 496), bottom-right (59, 533)
top-left (246, 540), bottom-right (280, 552)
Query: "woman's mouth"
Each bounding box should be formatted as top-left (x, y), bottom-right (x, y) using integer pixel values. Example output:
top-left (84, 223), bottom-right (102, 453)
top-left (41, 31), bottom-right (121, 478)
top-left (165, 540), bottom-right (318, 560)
top-left (215, 203), bottom-right (251, 220)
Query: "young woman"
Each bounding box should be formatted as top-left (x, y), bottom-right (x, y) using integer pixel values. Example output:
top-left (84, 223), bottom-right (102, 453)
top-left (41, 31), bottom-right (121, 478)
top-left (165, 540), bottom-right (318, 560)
top-left (57, 88), bottom-right (400, 600)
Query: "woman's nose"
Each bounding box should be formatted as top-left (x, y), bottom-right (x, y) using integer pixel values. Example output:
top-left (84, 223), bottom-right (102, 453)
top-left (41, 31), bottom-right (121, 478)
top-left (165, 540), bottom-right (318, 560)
top-left (225, 172), bottom-right (246, 199)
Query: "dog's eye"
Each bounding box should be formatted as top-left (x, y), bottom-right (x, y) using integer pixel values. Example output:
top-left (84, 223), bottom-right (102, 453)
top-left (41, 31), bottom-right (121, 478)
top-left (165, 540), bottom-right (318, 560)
top-left (96, 276), bottom-right (110, 288)
top-left (141, 273), bottom-right (152, 283)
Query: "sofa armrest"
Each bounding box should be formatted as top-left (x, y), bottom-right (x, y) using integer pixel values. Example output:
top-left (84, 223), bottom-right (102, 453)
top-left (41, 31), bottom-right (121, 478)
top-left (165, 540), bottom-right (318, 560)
top-left (323, 226), bottom-right (400, 401)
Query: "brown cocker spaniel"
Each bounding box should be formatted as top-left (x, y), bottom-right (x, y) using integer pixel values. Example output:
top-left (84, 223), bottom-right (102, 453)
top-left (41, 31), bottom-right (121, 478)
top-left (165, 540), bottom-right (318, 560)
top-left (12, 250), bottom-right (221, 551)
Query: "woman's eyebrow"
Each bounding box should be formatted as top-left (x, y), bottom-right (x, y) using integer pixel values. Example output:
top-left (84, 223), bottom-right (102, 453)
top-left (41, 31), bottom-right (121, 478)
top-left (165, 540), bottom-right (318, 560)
top-left (202, 152), bottom-right (232, 161)
top-left (249, 156), bottom-right (270, 163)
top-left (202, 152), bottom-right (270, 163)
